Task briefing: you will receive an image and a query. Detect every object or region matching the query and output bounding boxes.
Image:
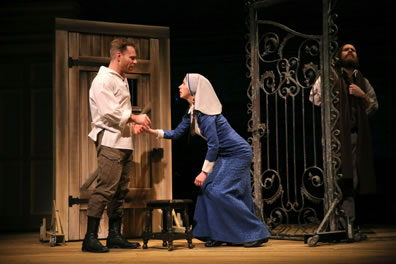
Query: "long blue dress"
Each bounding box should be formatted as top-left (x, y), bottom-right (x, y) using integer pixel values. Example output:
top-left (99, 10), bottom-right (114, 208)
top-left (163, 111), bottom-right (271, 243)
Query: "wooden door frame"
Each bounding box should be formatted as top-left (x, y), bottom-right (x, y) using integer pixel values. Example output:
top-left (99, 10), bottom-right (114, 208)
top-left (54, 18), bottom-right (171, 241)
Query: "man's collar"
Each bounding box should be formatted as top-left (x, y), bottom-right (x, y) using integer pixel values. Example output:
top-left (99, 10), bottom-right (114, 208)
top-left (341, 67), bottom-right (359, 77)
top-left (99, 66), bottom-right (125, 80)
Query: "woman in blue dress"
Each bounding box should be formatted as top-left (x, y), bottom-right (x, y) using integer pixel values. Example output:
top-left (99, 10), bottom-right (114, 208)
top-left (146, 73), bottom-right (271, 247)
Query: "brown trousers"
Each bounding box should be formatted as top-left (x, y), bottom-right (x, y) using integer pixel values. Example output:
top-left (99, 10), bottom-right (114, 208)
top-left (87, 131), bottom-right (133, 219)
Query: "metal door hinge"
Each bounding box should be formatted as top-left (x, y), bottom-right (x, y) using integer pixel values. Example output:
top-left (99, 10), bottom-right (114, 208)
top-left (68, 196), bottom-right (88, 207)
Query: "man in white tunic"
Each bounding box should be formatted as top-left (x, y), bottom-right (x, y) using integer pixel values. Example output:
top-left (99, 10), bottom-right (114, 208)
top-left (82, 38), bottom-right (151, 253)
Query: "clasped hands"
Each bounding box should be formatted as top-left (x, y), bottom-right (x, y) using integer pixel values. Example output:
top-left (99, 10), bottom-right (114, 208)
top-left (130, 114), bottom-right (160, 136)
top-left (349, 84), bottom-right (371, 105)
top-left (348, 83), bottom-right (365, 97)
top-left (130, 113), bottom-right (151, 134)
top-left (130, 113), bottom-right (207, 186)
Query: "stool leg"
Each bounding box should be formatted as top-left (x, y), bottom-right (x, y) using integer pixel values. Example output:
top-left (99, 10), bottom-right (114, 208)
top-left (166, 208), bottom-right (174, 251)
top-left (161, 209), bottom-right (168, 247)
top-left (183, 205), bottom-right (194, 249)
top-left (143, 208), bottom-right (152, 249)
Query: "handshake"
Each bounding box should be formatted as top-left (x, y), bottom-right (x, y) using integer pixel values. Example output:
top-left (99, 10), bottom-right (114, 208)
top-left (129, 113), bottom-right (158, 136)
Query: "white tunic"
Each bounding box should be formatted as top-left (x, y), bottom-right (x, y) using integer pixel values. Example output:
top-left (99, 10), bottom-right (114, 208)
top-left (88, 66), bottom-right (133, 150)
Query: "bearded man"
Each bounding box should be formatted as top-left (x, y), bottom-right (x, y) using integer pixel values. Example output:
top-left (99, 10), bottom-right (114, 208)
top-left (310, 41), bottom-right (378, 235)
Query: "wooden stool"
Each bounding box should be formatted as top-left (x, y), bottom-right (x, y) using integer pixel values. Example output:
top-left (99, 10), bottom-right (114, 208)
top-left (142, 199), bottom-right (194, 251)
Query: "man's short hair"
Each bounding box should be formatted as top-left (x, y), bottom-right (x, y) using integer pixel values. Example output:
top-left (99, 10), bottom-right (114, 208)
top-left (110, 38), bottom-right (136, 58)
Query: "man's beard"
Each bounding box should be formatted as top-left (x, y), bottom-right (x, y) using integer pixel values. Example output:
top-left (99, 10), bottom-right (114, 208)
top-left (340, 56), bottom-right (359, 69)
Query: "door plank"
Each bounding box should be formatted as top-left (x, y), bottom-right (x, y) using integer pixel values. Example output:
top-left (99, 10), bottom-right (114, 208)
top-left (54, 29), bottom-right (70, 241)
top-left (68, 32), bottom-right (81, 240)
top-left (56, 18), bottom-right (169, 39)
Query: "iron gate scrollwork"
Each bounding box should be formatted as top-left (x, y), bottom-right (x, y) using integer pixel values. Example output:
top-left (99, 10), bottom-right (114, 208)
top-left (246, 0), bottom-right (341, 238)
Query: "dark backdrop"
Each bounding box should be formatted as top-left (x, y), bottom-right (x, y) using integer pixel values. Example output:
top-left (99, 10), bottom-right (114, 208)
top-left (85, 0), bottom-right (394, 225)
top-left (0, 0), bottom-right (393, 229)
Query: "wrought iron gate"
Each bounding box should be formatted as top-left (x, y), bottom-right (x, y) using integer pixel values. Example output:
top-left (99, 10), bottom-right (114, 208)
top-left (246, 0), bottom-right (341, 239)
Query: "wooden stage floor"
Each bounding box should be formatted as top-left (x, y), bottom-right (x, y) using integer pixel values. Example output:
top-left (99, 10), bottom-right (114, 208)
top-left (1, 225), bottom-right (395, 264)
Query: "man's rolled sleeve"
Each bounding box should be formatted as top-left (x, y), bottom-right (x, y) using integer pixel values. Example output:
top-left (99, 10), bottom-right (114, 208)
top-left (119, 109), bottom-right (132, 129)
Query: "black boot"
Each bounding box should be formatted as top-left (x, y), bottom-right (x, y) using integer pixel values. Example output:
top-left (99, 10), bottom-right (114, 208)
top-left (106, 217), bottom-right (140, 249)
top-left (82, 216), bottom-right (109, 253)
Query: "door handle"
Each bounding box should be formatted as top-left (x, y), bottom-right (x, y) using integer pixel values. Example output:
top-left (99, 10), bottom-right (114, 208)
top-left (151, 148), bottom-right (163, 161)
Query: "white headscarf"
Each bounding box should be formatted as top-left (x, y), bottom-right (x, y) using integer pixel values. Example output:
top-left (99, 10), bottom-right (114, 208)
top-left (186, 73), bottom-right (222, 115)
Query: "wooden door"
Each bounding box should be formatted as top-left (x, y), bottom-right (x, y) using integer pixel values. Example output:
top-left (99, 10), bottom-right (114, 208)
top-left (54, 18), bottom-right (172, 241)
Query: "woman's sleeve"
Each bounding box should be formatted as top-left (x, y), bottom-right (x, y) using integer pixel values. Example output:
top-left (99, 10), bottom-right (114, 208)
top-left (162, 114), bottom-right (191, 140)
top-left (197, 113), bottom-right (219, 173)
